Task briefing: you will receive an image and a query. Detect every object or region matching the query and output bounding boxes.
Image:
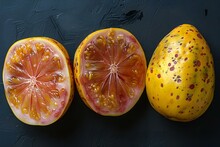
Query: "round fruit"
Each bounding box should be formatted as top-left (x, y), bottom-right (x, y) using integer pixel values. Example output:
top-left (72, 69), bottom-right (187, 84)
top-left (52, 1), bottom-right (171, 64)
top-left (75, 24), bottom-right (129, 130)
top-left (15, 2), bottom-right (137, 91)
top-left (3, 37), bottom-right (74, 125)
top-left (74, 28), bottom-right (147, 116)
top-left (146, 24), bottom-right (215, 122)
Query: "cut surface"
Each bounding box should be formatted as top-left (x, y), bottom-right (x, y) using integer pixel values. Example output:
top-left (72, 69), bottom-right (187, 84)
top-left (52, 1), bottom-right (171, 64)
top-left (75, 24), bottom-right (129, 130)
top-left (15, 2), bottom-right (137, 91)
top-left (3, 37), bottom-right (73, 125)
top-left (74, 28), bottom-right (147, 116)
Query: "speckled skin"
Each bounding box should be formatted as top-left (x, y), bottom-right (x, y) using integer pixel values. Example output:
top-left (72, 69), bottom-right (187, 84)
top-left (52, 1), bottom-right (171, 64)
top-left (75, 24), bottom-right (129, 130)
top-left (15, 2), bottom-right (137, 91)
top-left (146, 24), bottom-right (215, 122)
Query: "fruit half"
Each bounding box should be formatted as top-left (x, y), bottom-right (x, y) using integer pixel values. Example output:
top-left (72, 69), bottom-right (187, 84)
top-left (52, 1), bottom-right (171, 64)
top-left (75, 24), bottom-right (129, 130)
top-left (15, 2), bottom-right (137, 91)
top-left (3, 37), bottom-right (73, 125)
top-left (74, 28), bottom-right (147, 116)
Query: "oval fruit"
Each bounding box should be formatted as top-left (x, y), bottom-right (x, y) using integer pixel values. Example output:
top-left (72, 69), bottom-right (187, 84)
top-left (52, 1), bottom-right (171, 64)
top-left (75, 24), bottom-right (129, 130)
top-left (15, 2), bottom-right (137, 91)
top-left (146, 24), bottom-right (215, 122)
top-left (74, 28), bottom-right (147, 116)
top-left (3, 37), bottom-right (74, 125)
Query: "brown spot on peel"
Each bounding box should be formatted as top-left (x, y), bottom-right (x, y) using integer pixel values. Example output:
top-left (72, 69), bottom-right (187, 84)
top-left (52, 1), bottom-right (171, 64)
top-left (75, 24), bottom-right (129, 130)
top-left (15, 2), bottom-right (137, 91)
top-left (150, 68), bottom-right (153, 73)
top-left (168, 63), bottom-right (171, 66)
top-left (170, 66), bottom-right (175, 71)
top-left (186, 93), bottom-right (193, 101)
top-left (193, 60), bottom-right (201, 67)
top-left (197, 34), bottom-right (202, 39)
top-left (189, 84), bottom-right (195, 89)
top-left (201, 88), bottom-right (204, 92)
top-left (176, 95), bottom-right (180, 100)
top-left (157, 74), bottom-right (161, 78)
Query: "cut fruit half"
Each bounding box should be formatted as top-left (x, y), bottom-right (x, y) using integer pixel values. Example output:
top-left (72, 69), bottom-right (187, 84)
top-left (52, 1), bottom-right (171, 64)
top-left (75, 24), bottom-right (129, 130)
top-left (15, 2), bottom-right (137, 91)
top-left (74, 28), bottom-right (147, 116)
top-left (3, 37), bottom-right (74, 125)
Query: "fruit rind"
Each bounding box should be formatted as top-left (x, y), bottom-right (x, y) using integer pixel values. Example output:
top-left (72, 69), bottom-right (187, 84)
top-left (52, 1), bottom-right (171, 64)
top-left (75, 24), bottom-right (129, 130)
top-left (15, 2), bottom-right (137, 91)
top-left (146, 24), bottom-right (215, 122)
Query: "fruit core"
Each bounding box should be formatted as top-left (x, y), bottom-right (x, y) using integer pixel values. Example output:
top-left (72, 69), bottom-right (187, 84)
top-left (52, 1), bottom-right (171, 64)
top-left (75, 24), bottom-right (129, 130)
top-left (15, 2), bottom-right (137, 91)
top-left (109, 63), bottom-right (118, 74)
top-left (29, 76), bottom-right (37, 87)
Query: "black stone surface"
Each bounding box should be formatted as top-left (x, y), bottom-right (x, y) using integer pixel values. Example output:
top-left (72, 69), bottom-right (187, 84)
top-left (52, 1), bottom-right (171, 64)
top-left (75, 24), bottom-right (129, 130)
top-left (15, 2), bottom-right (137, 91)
top-left (0, 0), bottom-right (219, 146)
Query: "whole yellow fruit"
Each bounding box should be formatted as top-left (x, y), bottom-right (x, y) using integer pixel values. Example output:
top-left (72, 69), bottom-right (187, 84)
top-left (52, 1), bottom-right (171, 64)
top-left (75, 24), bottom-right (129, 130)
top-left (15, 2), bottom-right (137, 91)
top-left (146, 24), bottom-right (215, 122)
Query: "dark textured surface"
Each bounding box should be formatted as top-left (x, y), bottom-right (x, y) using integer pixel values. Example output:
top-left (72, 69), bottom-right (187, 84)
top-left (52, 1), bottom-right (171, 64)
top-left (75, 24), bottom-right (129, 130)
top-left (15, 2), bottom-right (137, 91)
top-left (0, 0), bottom-right (220, 146)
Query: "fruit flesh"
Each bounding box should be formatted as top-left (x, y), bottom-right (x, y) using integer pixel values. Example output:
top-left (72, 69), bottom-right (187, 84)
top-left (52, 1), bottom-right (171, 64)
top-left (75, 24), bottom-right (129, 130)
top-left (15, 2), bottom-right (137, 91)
top-left (3, 37), bottom-right (73, 125)
top-left (146, 24), bottom-right (215, 122)
top-left (74, 28), bottom-right (147, 116)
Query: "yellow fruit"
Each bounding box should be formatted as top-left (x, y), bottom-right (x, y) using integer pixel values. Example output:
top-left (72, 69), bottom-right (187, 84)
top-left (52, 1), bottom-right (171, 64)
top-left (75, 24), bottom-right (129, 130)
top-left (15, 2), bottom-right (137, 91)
top-left (74, 28), bottom-right (147, 116)
top-left (146, 24), bottom-right (215, 122)
top-left (3, 37), bottom-right (74, 125)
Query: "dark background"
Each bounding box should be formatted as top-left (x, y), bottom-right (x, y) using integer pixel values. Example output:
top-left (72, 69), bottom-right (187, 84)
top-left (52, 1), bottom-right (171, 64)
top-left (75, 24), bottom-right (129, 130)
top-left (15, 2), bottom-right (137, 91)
top-left (0, 0), bottom-right (219, 146)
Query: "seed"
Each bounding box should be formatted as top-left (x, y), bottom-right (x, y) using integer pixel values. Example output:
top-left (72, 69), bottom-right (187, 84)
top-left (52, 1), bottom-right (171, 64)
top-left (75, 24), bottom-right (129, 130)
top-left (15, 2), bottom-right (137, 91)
top-left (107, 36), bottom-right (114, 44)
top-left (42, 55), bottom-right (49, 62)
top-left (132, 69), bottom-right (138, 74)
top-left (131, 81), bottom-right (137, 86)
top-left (117, 34), bottom-right (125, 45)
top-left (42, 50), bottom-right (51, 62)
top-left (11, 54), bottom-right (21, 63)
top-left (21, 94), bottom-right (31, 114)
top-left (8, 76), bottom-right (20, 84)
top-left (52, 56), bottom-right (61, 69)
top-left (35, 43), bottom-right (45, 51)
top-left (49, 89), bottom-right (60, 98)
top-left (128, 43), bottom-right (136, 53)
top-left (84, 50), bottom-right (89, 56)
top-left (108, 30), bottom-right (115, 38)
top-left (50, 99), bottom-right (58, 111)
top-left (42, 92), bottom-right (51, 105)
top-left (22, 108), bottom-right (28, 114)
top-left (93, 86), bottom-right (100, 93)
top-left (88, 71), bottom-right (93, 80)
top-left (129, 54), bottom-right (138, 63)
top-left (16, 46), bottom-right (25, 57)
top-left (23, 44), bottom-right (32, 54)
top-left (129, 89), bottom-right (135, 98)
top-left (85, 62), bottom-right (91, 68)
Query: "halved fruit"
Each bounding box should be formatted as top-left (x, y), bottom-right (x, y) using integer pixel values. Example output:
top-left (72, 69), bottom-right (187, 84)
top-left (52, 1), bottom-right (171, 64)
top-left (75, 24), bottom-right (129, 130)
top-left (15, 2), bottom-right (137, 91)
top-left (74, 28), bottom-right (147, 116)
top-left (3, 37), bottom-right (73, 125)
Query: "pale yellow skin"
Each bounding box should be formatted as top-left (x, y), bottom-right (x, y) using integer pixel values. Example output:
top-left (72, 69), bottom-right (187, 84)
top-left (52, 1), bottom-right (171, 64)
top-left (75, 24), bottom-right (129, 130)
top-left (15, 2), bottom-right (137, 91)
top-left (146, 24), bottom-right (215, 122)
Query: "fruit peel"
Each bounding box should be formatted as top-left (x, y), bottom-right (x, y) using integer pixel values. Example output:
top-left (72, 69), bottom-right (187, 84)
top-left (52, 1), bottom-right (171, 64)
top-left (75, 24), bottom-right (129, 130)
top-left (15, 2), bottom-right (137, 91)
top-left (146, 24), bottom-right (215, 122)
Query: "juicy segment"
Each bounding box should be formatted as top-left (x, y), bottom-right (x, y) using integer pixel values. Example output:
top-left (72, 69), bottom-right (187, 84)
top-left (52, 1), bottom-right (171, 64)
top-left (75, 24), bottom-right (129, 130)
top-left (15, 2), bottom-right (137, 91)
top-left (3, 38), bottom-right (72, 125)
top-left (75, 28), bottom-right (147, 116)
